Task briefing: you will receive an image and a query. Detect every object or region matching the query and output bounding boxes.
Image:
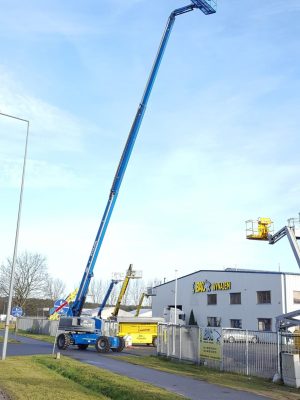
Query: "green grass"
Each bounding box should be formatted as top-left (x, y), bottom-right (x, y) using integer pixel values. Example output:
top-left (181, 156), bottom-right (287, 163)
top-left (16, 330), bottom-right (55, 344)
top-left (0, 336), bottom-right (20, 343)
top-left (0, 355), bottom-right (186, 400)
top-left (111, 355), bottom-right (300, 400)
top-left (4, 329), bottom-right (299, 399)
top-left (0, 322), bottom-right (16, 331)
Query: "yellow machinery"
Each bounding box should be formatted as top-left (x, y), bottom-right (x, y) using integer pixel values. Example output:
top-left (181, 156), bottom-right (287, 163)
top-left (116, 288), bottom-right (158, 345)
top-left (246, 218), bottom-right (273, 241)
top-left (49, 288), bottom-right (78, 321)
top-left (110, 264), bottom-right (141, 319)
top-left (247, 216), bottom-right (300, 334)
top-left (246, 216), bottom-right (300, 267)
top-left (117, 317), bottom-right (163, 346)
top-left (135, 292), bottom-right (149, 317)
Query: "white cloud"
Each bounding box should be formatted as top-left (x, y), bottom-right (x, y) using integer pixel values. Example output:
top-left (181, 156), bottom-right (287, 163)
top-left (0, 157), bottom-right (88, 189)
top-left (0, 68), bottom-right (85, 152)
top-left (0, 67), bottom-right (95, 189)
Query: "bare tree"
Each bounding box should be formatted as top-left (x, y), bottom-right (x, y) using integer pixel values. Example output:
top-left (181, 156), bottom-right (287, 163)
top-left (88, 279), bottom-right (104, 304)
top-left (108, 280), bottom-right (119, 307)
top-left (0, 251), bottom-right (49, 307)
top-left (128, 278), bottom-right (144, 306)
top-left (45, 277), bottom-right (66, 300)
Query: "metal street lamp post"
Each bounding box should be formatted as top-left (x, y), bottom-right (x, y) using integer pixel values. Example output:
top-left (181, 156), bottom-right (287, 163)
top-left (174, 269), bottom-right (178, 325)
top-left (173, 269), bottom-right (178, 355)
top-left (1, 112), bottom-right (30, 361)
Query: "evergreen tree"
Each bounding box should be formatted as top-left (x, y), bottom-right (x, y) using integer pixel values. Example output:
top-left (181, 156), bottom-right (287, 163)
top-left (188, 309), bottom-right (198, 326)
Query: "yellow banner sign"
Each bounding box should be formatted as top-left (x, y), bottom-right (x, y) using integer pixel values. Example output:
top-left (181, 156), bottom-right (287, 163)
top-left (200, 328), bottom-right (222, 361)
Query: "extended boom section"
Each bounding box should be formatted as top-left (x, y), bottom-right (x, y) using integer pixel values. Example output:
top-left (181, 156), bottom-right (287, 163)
top-left (71, 1), bottom-right (216, 318)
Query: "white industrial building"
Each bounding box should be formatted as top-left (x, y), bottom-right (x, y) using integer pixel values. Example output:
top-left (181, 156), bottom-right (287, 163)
top-left (152, 269), bottom-right (300, 331)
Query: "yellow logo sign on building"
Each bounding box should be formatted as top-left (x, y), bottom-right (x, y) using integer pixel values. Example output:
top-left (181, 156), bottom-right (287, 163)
top-left (193, 279), bottom-right (231, 293)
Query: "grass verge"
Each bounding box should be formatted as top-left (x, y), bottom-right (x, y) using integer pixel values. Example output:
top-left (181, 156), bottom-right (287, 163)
top-left (0, 337), bottom-right (20, 343)
top-left (0, 355), bottom-right (186, 400)
top-left (16, 330), bottom-right (55, 344)
top-left (0, 323), bottom-right (16, 331)
top-left (110, 355), bottom-right (300, 400)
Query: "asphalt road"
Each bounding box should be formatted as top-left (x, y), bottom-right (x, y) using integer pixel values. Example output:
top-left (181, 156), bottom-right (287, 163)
top-left (0, 332), bottom-right (271, 400)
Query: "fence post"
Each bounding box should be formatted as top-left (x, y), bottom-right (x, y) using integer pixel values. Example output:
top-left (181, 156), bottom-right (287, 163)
top-left (197, 326), bottom-right (201, 365)
top-left (220, 328), bottom-right (224, 371)
top-left (167, 325), bottom-right (169, 357)
top-left (157, 324), bottom-right (160, 354)
top-left (179, 325), bottom-right (182, 360)
top-left (277, 331), bottom-right (282, 378)
top-left (246, 330), bottom-right (249, 376)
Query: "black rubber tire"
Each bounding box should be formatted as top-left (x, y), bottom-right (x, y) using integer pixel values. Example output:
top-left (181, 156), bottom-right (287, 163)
top-left (57, 333), bottom-right (71, 350)
top-left (117, 336), bottom-right (125, 353)
top-left (111, 336), bottom-right (125, 352)
top-left (152, 337), bottom-right (157, 347)
top-left (95, 336), bottom-right (110, 353)
top-left (77, 344), bottom-right (89, 350)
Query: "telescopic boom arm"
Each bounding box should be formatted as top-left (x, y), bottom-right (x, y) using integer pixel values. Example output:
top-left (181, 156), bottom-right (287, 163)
top-left (70, 1), bottom-right (216, 317)
top-left (97, 280), bottom-right (119, 318)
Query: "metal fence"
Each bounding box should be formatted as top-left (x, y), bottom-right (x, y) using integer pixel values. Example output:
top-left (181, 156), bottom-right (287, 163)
top-left (16, 317), bottom-right (118, 338)
top-left (157, 324), bottom-right (279, 378)
top-left (17, 317), bottom-right (59, 336)
top-left (278, 331), bottom-right (300, 354)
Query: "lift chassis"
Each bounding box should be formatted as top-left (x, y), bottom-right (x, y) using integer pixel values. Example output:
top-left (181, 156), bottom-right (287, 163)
top-left (57, 316), bottom-right (125, 352)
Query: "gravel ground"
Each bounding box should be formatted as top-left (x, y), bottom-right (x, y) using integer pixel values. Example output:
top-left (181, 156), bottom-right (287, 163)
top-left (0, 389), bottom-right (10, 400)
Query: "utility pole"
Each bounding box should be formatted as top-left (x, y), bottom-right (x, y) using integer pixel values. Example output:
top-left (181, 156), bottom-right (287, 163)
top-left (1, 112), bottom-right (30, 361)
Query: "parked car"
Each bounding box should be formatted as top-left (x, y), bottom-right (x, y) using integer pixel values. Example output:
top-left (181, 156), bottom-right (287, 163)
top-left (223, 328), bottom-right (259, 344)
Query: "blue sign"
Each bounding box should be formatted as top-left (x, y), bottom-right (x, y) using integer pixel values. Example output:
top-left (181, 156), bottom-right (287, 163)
top-left (54, 298), bottom-right (69, 314)
top-left (11, 306), bottom-right (23, 317)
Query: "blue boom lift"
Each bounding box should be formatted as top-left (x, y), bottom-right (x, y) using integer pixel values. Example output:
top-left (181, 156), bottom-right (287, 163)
top-left (97, 279), bottom-right (120, 319)
top-left (56, 0), bottom-right (216, 353)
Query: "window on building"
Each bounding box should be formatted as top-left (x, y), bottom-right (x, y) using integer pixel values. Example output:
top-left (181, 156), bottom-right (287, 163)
top-left (179, 313), bottom-right (185, 321)
top-left (230, 292), bottom-right (241, 305)
top-left (293, 291), bottom-right (300, 304)
top-left (258, 318), bottom-right (272, 331)
top-left (257, 291), bottom-right (271, 304)
top-left (207, 317), bottom-right (221, 327)
top-left (230, 319), bottom-right (242, 328)
top-left (207, 294), bottom-right (217, 305)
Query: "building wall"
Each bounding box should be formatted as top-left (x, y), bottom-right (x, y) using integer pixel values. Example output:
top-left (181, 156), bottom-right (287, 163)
top-left (152, 270), bottom-right (300, 331)
top-left (284, 274), bottom-right (300, 313)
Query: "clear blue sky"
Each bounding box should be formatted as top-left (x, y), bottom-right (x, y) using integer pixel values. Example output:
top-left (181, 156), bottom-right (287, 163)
top-left (1, 0), bottom-right (300, 292)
